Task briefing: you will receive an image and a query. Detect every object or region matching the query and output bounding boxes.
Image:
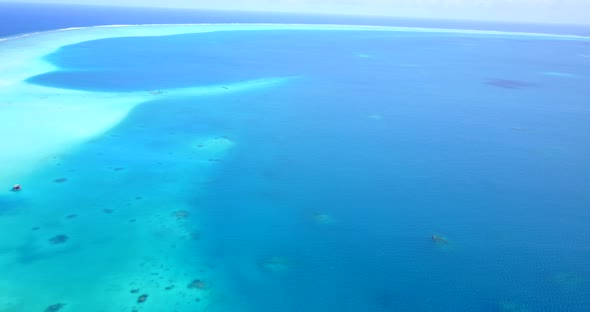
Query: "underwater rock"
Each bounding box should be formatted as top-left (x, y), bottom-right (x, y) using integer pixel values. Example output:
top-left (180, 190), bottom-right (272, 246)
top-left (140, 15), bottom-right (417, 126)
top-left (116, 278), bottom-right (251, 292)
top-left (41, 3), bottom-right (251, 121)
top-left (103, 209), bottom-right (114, 214)
top-left (497, 301), bottom-right (529, 312)
top-left (130, 289), bottom-right (139, 294)
top-left (431, 234), bottom-right (456, 252)
top-left (173, 210), bottom-right (190, 220)
top-left (486, 79), bottom-right (535, 89)
top-left (312, 212), bottom-right (334, 224)
top-left (65, 214), bottom-right (77, 219)
top-left (53, 178), bottom-right (67, 183)
top-left (45, 303), bottom-right (65, 312)
top-left (164, 285), bottom-right (175, 290)
top-left (49, 234), bottom-right (68, 244)
top-left (554, 272), bottom-right (583, 289)
top-left (137, 294), bottom-right (148, 303)
top-left (11, 184), bottom-right (22, 191)
top-left (260, 256), bottom-right (290, 273)
top-left (431, 235), bottom-right (448, 244)
top-left (187, 279), bottom-right (207, 289)
top-left (189, 230), bottom-right (200, 240)
top-left (32, 227), bottom-right (40, 231)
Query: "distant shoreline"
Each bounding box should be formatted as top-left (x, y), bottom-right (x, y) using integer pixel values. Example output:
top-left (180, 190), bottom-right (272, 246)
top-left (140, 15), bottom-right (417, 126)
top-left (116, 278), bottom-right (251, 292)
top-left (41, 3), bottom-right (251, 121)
top-left (2, 1), bottom-right (590, 39)
top-left (2, 23), bottom-right (590, 44)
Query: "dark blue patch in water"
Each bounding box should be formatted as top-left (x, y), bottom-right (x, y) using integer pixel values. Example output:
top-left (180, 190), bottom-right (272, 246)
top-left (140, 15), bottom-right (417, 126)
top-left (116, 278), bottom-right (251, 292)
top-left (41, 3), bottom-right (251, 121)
top-left (0, 196), bottom-right (24, 215)
top-left (28, 30), bottom-right (406, 91)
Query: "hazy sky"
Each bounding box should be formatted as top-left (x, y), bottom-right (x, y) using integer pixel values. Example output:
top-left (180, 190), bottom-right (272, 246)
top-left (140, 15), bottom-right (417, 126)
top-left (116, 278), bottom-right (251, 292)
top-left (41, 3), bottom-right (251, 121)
top-left (10, 0), bottom-right (590, 24)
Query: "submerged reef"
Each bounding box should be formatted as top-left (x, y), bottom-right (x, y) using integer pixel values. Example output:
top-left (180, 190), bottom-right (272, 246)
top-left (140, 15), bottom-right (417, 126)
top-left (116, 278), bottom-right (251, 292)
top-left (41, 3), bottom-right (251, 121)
top-left (431, 234), bottom-right (456, 252)
top-left (497, 301), bottom-right (530, 312)
top-left (45, 303), bottom-right (65, 312)
top-left (312, 212), bottom-right (334, 224)
top-left (554, 272), bottom-right (584, 289)
top-left (486, 79), bottom-right (535, 89)
top-left (173, 210), bottom-right (190, 220)
top-left (187, 279), bottom-right (207, 290)
top-left (53, 178), bottom-right (67, 183)
top-left (260, 256), bottom-right (291, 273)
top-left (189, 230), bottom-right (201, 240)
top-left (137, 294), bottom-right (149, 303)
top-left (431, 235), bottom-right (448, 244)
top-left (49, 234), bottom-right (68, 244)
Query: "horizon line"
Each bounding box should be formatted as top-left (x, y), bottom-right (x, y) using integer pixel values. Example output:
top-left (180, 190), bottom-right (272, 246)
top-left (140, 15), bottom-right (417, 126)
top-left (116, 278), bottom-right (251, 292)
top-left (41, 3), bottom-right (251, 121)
top-left (3, 1), bottom-right (590, 27)
top-left (2, 23), bottom-right (589, 44)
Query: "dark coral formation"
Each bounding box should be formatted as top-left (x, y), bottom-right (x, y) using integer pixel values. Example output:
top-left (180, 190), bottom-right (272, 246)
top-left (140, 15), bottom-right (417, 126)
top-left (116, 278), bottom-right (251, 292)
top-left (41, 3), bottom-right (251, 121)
top-left (45, 303), bottom-right (65, 312)
top-left (187, 279), bottom-right (206, 289)
top-left (173, 210), bottom-right (190, 220)
top-left (259, 256), bottom-right (290, 273)
top-left (49, 235), bottom-right (68, 244)
top-left (312, 212), bottom-right (333, 224)
top-left (65, 214), bottom-right (77, 219)
top-left (486, 79), bottom-right (535, 89)
top-left (137, 294), bottom-right (149, 303)
top-left (431, 235), bottom-right (448, 244)
top-left (103, 209), bottom-right (114, 214)
top-left (53, 178), bottom-right (67, 183)
top-left (189, 231), bottom-right (200, 240)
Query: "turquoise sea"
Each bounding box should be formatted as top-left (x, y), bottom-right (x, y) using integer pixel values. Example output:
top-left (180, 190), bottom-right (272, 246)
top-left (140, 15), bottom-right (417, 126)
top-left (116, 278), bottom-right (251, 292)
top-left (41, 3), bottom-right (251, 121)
top-left (1, 4), bottom-right (590, 312)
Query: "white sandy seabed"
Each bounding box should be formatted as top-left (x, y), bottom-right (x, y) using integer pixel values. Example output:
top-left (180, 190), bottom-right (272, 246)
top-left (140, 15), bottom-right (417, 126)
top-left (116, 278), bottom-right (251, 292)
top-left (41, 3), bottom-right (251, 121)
top-left (0, 23), bottom-right (588, 312)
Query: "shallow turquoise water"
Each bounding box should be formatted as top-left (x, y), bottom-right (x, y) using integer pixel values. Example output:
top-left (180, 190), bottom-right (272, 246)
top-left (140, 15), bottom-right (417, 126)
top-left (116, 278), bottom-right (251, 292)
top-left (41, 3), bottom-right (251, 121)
top-left (4, 29), bottom-right (590, 311)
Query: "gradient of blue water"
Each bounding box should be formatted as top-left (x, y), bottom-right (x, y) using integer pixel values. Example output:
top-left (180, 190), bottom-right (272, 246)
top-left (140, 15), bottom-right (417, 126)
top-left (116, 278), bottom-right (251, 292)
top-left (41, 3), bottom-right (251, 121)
top-left (3, 2), bottom-right (590, 39)
top-left (23, 29), bottom-right (590, 311)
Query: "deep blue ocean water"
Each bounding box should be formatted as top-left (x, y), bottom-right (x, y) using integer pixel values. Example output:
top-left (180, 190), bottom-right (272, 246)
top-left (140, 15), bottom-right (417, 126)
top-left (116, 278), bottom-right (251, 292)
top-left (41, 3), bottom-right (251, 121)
top-left (1, 3), bottom-right (590, 312)
top-left (2, 2), bottom-right (590, 38)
